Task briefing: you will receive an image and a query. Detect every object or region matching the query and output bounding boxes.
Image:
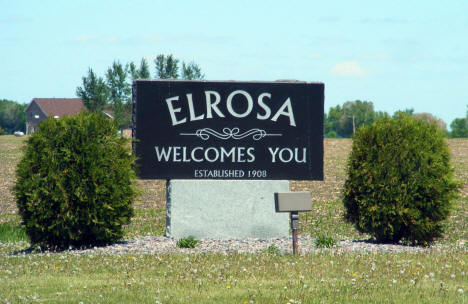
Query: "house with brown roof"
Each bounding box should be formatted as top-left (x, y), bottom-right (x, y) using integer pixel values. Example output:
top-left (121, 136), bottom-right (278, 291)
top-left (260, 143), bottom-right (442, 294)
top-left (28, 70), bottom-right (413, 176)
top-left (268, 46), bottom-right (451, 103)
top-left (25, 98), bottom-right (85, 134)
top-left (25, 98), bottom-right (117, 134)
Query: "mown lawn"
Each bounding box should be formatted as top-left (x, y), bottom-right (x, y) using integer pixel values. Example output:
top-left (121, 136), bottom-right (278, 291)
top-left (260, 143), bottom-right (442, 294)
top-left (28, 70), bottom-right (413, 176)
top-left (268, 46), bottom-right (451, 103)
top-left (1, 251), bottom-right (467, 303)
top-left (0, 135), bottom-right (467, 303)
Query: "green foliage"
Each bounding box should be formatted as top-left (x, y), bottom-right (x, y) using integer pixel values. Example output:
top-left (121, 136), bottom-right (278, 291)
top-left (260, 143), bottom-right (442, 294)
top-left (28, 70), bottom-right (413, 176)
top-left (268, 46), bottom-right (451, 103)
top-left (106, 61), bottom-right (131, 129)
top-left (0, 126), bottom-right (5, 135)
top-left (339, 100), bottom-right (376, 137)
top-left (324, 104), bottom-right (448, 139)
top-left (343, 116), bottom-right (460, 246)
top-left (450, 118), bottom-right (468, 138)
top-left (138, 58), bottom-right (151, 79)
top-left (176, 235), bottom-right (200, 248)
top-left (315, 234), bottom-right (337, 248)
top-left (77, 55), bottom-right (204, 130)
top-left (14, 112), bottom-right (137, 250)
top-left (128, 58), bottom-right (151, 80)
top-left (154, 54), bottom-right (204, 80)
top-left (76, 68), bottom-right (109, 112)
top-left (0, 222), bottom-right (28, 242)
top-left (262, 244), bottom-right (281, 255)
top-left (324, 105), bottom-right (343, 136)
top-left (392, 108), bottom-right (414, 119)
top-left (155, 54), bottom-right (179, 79)
top-left (0, 99), bottom-right (26, 133)
top-left (324, 100), bottom-right (385, 138)
top-left (182, 61), bottom-right (205, 80)
top-left (326, 130), bottom-right (337, 138)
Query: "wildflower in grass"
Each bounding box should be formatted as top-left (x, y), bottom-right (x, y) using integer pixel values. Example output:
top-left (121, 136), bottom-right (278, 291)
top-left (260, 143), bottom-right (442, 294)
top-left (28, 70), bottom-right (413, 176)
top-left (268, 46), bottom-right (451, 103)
top-left (226, 285), bottom-right (231, 289)
top-left (458, 288), bottom-right (464, 294)
top-left (353, 273), bottom-right (357, 277)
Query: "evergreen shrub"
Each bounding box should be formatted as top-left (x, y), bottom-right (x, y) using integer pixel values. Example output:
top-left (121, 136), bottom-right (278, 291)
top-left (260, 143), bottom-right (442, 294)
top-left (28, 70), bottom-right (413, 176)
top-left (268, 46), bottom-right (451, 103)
top-left (343, 116), bottom-right (459, 246)
top-left (14, 112), bottom-right (137, 250)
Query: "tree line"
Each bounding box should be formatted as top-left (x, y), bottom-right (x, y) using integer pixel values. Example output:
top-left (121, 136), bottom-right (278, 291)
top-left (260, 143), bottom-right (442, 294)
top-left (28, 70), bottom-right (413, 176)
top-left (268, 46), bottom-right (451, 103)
top-left (0, 99), bottom-right (26, 134)
top-left (325, 101), bottom-right (468, 138)
top-left (449, 106), bottom-right (468, 138)
top-left (76, 54), bottom-right (204, 129)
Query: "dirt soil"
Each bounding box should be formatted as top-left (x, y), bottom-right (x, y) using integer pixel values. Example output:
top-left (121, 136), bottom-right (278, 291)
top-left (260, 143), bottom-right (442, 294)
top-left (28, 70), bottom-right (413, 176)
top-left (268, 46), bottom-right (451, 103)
top-left (1, 137), bottom-right (466, 214)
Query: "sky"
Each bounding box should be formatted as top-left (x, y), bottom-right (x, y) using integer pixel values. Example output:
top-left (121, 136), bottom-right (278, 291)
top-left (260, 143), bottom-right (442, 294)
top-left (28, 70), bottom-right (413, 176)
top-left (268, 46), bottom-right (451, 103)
top-left (1, 0), bottom-right (467, 128)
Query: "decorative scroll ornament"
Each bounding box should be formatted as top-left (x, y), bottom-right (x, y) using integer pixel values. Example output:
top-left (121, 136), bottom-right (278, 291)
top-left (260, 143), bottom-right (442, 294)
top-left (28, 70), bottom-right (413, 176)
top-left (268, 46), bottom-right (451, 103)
top-left (180, 128), bottom-right (282, 141)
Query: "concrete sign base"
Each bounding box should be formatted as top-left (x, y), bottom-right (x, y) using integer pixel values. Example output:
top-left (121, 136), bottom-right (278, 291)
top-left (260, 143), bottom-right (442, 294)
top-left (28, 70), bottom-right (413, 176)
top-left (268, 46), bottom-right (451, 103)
top-left (166, 180), bottom-right (290, 239)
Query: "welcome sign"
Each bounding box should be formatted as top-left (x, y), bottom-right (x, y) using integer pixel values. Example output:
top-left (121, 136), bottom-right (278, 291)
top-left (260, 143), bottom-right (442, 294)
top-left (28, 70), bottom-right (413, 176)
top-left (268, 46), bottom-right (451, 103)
top-left (133, 80), bottom-right (324, 180)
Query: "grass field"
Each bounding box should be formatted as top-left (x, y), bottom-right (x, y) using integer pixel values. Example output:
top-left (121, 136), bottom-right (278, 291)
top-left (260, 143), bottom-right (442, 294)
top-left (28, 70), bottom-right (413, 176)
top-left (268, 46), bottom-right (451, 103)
top-left (0, 135), bottom-right (467, 303)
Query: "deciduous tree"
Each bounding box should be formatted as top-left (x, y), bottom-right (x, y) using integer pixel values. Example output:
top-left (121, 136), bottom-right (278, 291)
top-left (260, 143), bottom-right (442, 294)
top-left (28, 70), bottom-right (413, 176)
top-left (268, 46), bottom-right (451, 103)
top-left (155, 54), bottom-right (179, 79)
top-left (128, 58), bottom-right (151, 80)
top-left (450, 117), bottom-right (468, 138)
top-left (182, 61), bottom-right (204, 80)
top-left (413, 112), bottom-right (447, 132)
top-left (106, 61), bottom-right (131, 128)
top-left (77, 55), bottom-right (204, 130)
top-left (76, 68), bottom-right (109, 112)
top-left (0, 99), bottom-right (26, 133)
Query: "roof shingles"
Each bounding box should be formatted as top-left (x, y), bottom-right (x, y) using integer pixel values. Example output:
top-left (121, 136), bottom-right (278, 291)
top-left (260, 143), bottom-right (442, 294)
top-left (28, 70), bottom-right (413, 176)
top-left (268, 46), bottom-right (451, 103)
top-left (31, 98), bottom-right (85, 118)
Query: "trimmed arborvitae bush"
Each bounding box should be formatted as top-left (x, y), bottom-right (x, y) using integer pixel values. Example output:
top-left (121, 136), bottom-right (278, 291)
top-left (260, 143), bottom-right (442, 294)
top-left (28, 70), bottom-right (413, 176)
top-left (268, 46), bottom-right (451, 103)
top-left (14, 112), bottom-right (137, 250)
top-left (343, 115), bottom-right (459, 246)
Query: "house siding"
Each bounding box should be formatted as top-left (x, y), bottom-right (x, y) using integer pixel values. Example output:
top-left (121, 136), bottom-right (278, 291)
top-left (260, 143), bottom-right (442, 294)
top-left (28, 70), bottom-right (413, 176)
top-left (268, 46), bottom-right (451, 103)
top-left (25, 102), bottom-right (47, 134)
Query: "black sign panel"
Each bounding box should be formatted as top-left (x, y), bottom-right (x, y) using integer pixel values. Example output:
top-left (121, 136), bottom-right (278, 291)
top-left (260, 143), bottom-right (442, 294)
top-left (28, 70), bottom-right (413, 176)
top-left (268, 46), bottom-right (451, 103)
top-left (133, 80), bottom-right (324, 180)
